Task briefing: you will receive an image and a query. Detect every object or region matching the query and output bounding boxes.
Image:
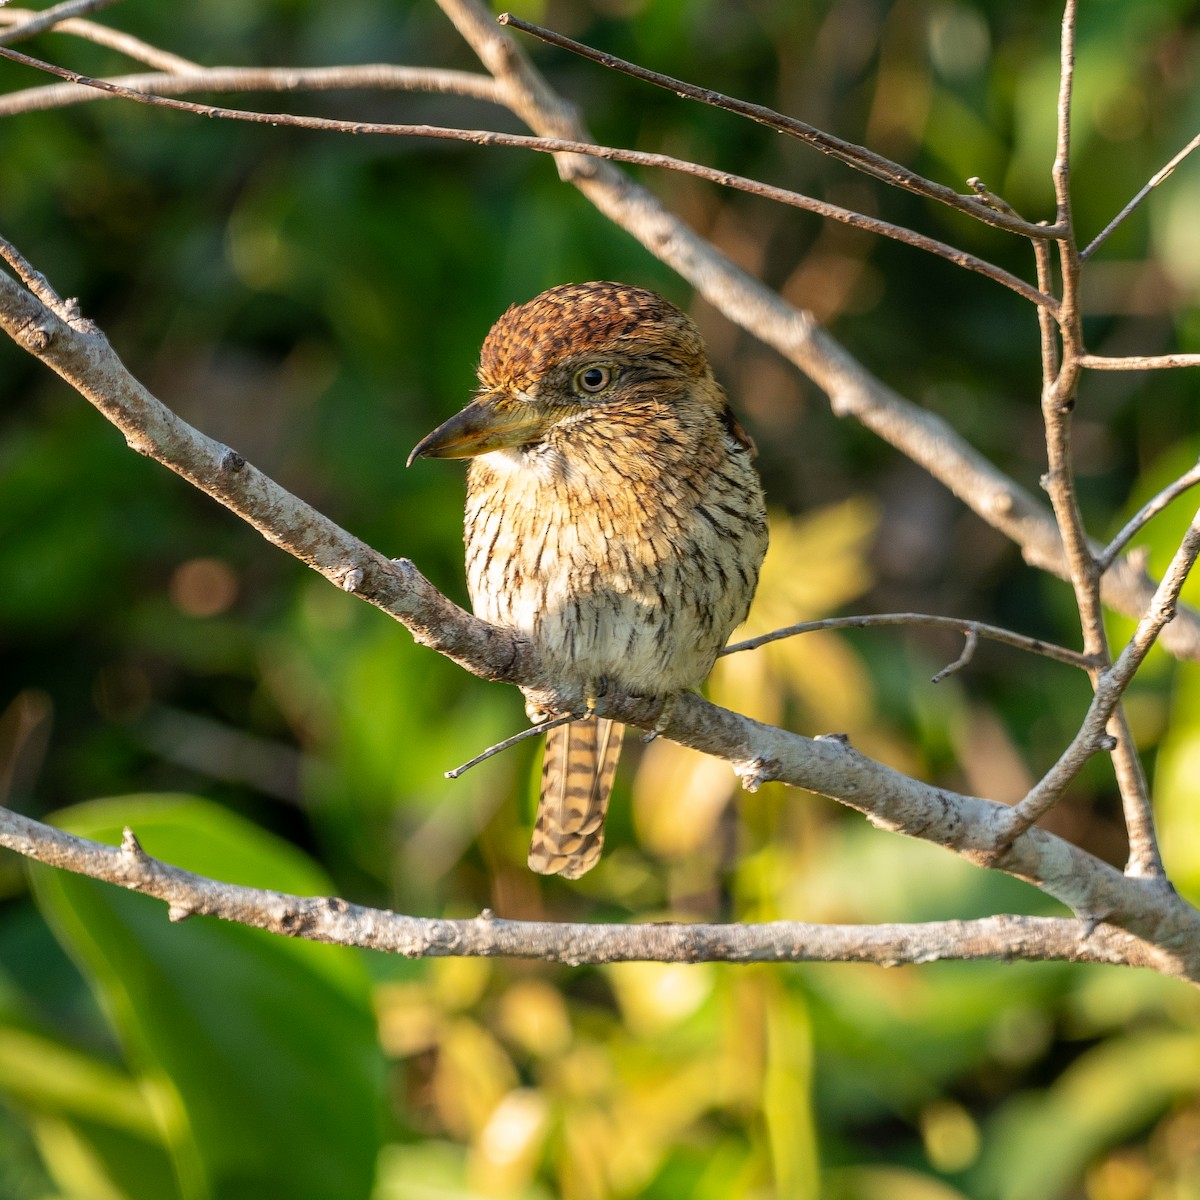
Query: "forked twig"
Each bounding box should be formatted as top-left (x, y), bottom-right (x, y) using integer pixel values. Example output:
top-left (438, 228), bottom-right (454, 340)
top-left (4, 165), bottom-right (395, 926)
top-left (721, 612), bottom-right (1093, 671)
top-left (1005, 507), bottom-right (1200, 840)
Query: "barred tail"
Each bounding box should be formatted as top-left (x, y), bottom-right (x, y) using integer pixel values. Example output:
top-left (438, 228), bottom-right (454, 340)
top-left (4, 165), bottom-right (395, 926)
top-left (528, 718), bottom-right (623, 878)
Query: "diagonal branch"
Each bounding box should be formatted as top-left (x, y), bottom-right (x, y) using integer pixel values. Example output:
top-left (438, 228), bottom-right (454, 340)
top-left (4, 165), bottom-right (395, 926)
top-left (0, 46), bottom-right (1052, 308)
top-left (1099, 459), bottom-right (1200, 573)
top-left (437, 0), bottom-right (1200, 665)
top-left (1005, 506), bottom-right (1200, 840)
top-left (497, 12), bottom-right (1062, 241)
top-left (1081, 132), bottom-right (1200, 261)
top-left (0, 7), bottom-right (197, 70)
top-left (0, 0), bottom-right (119, 45)
top-left (3, 253), bottom-right (1199, 980)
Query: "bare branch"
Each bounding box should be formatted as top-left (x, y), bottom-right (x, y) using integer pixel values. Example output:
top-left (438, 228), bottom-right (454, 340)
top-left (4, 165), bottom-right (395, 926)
top-left (1109, 706), bottom-right (1164, 879)
top-left (0, 46), bottom-right (1052, 308)
top-left (0, 229), bottom-right (72, 314)
top-left (0, 8), bottom-right (197, 70)
top-left (1099, 459), bottom-right (1200, 572)
top-left (1079, 353), bottom-right (1200, 371)
top-left (1052, 0), bottom-right (1077, 232)
top-left (434, 0), bottom-right (1200, 664)
top-left (721, 612), bottom-right (1094, 672)
top-left (1006, 506), bottom-right (1200, 837)
top-left (0, 62), bottom-right (503, 115)
top-left (0, 804), bottom-right (1183, 974)
top-left (4, 261), bottom-right (1199, 970)
top-left (1081, 132), bottom-right (1200, 262)
top-left (445, 712), bottom-right (572, 779)
top-left (0, 0), bottom-right (119, 45)
top-left (497, 12), bottom-right (1062, 242)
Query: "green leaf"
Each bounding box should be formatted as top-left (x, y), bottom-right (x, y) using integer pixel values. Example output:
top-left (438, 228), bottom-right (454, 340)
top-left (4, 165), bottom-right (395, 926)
top-left (31, 794), bottom-right (385, 1200)
top-left (971, 1029), bottom-right (1200, 1200)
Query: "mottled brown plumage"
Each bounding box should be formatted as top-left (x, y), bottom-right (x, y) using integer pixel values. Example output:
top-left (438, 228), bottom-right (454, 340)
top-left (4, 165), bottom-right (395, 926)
top-left (411, 282), bottom-right (768, 878)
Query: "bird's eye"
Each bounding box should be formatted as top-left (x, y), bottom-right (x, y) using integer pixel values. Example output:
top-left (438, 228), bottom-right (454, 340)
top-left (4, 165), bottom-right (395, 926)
top-left (573, 365), bottom-right (613, 395)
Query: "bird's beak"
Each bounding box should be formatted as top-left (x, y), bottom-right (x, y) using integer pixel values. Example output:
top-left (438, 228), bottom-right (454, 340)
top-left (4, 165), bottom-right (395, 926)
top-left (407, 396), bottom-right (545, 466)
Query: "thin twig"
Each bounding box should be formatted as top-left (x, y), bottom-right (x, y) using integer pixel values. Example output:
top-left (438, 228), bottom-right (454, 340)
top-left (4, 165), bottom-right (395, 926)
top-left (0, 229), bottom-right (72, 317)
top-left (931, 629), bottom-right (980, 683)
top-left (1025, 0), bottom-right (1122, 846)
top-left (1052, 0), bottom-right (1077, 233)
top-left (497, 12), bottom-right (1063, 242)
top-left (0, 46), bottom-right (1054, 309)
top-left (1033, 235), bottom-right (1059, 386)
top-left (1109, 705), bottom-right (1164, 878)
top-left (1042, 2), bottom-right (1164, 877)
top-left (1078, 353), bottom-right (1200, 371)
top-left (0, 62), bottom-right (503, 115)
top-left (1099, 459), bottom-right (1200, 572)
top-left (0, 0), bottom-right (119, 45)
top-left (0, 8), bottom-right (197, 70)
top-left (1081, 132), bottom-right (1200, 261)
top-left (445, 713), bottom-right (572, 779)
top-left (721, 612), bottom-right (1093, 671)
top-left (1005, 507), bottom-right (1200, 839)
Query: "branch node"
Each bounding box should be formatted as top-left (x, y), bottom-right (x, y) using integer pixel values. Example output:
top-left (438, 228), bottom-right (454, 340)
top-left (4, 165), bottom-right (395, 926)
top-left (219, 447), bottom-right (246, 472)
top-left (985, 489), bottom-right (1015, 517)
top-left (734, 756), bottom-right (780, 792)
top-left (120, 827), bottom-right (147, 860)
top-left (168, 902), bottom-right (196, 922)
top-left (965, 177), bottom-right (1019, 217)
top-left (1095, 733), bottom-right (1118, 752)
top-left (815, 731), bottom-right (851, 747)
top-left (18, 316), bottom-right (55, 353)
top-left (479, 907), bottom-right (496, 921)
top-left (341, 566), bottom-right (365, 593)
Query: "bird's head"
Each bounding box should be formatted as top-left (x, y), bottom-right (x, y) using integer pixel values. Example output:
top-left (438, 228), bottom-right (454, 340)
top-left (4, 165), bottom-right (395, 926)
top-left (408, 282), bottom-right (726, 467)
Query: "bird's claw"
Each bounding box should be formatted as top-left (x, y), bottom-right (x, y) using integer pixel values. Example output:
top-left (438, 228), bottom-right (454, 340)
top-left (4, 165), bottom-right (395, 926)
top-left (641, 694), bottom-right (677, 743)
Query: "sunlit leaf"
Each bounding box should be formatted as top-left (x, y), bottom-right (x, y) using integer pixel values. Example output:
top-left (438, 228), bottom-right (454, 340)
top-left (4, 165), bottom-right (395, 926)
top-left (31, 795), bottom-right (385, 1200)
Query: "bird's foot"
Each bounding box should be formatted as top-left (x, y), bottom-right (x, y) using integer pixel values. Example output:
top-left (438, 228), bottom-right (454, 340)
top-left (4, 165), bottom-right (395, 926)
top-left (641, 693), bottom-right (677, 743)
top-left (583, 676), bottom-right (612, 720)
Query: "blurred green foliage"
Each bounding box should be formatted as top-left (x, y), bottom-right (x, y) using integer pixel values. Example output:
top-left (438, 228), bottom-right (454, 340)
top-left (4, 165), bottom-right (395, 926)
top-left (2, 0), bottom-right (1200, 1196)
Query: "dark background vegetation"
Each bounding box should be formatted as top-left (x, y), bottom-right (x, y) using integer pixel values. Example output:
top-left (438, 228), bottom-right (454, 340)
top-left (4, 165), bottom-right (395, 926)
top-left (2, 0), bottom-right (1200, 1196)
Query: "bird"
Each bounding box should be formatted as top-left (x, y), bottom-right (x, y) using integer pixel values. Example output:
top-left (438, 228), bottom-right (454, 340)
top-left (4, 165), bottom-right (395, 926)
top-left (409, 282), bottom-right (768, 878)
